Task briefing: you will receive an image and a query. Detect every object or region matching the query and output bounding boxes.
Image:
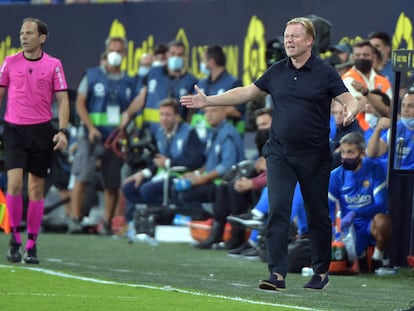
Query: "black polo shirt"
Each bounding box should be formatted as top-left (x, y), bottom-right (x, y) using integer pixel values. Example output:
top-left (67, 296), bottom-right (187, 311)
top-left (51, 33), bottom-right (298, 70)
top-left (255, 53), bottom-right (348, 154)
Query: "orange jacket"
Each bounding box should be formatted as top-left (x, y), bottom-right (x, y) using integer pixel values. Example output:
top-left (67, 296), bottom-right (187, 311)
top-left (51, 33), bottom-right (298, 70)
top-left (342, 68), bottom-right (392, 131)
top-left (342, 68), bottom-right (392, 95)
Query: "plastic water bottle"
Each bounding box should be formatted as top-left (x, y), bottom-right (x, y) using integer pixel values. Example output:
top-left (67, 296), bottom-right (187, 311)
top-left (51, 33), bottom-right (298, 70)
top-left (375, 267), bottom-right (397, 276)
top-left (301, 267), bottom-right (313, 277)
top-left (173, 214), bottom-right (191, 226)
top-left (342, 225), bottom-right (357, 262)
top-left (173, 178), bottom-right (192, 191)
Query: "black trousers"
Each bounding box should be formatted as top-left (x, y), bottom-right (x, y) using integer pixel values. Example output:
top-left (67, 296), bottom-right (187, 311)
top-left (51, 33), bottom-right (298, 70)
top-left (173, 183), bottom-right (216, 220)
top-left (264, 144), bottom-right (332, 278)
top-left (212, 181), bottom-right (260, 223)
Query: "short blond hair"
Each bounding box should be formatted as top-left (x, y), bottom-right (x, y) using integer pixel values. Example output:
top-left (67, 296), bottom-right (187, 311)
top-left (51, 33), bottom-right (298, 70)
top-left (286, 17), bottom-right (315, 39)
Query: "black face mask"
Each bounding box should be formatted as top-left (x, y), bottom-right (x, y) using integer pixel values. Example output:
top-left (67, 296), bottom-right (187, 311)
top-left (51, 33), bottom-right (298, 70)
top-left (255, 129), bottom-right (270, 156)
top-left (342, 157), bottom-right (361, 171)
top-left (354, 59), bottom-right (372, 74)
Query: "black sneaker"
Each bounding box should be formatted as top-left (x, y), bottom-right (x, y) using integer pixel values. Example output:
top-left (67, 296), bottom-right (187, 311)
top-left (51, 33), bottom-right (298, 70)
top-left (371, 259), bottom-right (384, 273)
top-left (241, 247), bottom-right (259, 260)
top-left (259, 273), bottom-right (286, 291)
top-left (227, 212), bottom-right (264, 229)
top-left (228, 241), bottom-right (252, 258)
top-left (7, 237), bottom-right (22, 263)
top-left (303, 274), bottom-right (329, 290)
top-left (23, 245), bottom-right (40, 264)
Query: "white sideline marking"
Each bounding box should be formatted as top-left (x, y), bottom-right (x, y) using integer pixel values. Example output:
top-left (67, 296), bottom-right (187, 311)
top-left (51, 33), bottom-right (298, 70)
top-left (0, 264), bottom-right (323, 311)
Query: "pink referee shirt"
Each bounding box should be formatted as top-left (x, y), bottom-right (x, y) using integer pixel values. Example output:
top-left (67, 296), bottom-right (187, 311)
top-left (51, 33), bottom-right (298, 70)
top-left (0, 51), bottom-right (68, 125)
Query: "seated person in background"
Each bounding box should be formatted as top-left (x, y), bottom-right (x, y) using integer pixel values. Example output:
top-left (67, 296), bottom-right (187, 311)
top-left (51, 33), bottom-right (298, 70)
top-left (172, 105), bottom-right (245, 231)
top-left (367, 89), bottom-right (414, 170)
top-left (328, 132), bottom-right (391, 272)
top-left (363, 89), bottom-right (391, 145)
top-left (227, 183), bottom-right (309, 258)
top-left (193, 107), bottom-right (272, 250)
top-left (330, 99), bottom-right (364, 169)
top-left (122, 98), bottom-right (205, 226)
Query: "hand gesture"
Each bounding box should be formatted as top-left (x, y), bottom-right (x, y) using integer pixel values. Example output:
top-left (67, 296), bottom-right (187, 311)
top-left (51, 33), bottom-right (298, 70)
top-left (180, 85), bottom-right (208, 109)
top-left (376, 117), bottom-right (391, 130)
top-left (342, 103), bottom-right (355, 127)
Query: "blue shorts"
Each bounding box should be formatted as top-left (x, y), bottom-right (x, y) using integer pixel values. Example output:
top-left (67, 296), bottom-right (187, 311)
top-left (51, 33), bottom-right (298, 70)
top-left (354, 219), bottom-right (376, 257)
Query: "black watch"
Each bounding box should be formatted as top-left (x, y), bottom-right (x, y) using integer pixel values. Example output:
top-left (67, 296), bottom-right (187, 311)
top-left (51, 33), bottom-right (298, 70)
top-left (58, 128), bottom-right (69, 139)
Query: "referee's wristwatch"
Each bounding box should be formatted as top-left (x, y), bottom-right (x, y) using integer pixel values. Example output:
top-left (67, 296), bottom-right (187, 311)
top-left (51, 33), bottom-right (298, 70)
top-left (58, 128), bottom-right (69, 139)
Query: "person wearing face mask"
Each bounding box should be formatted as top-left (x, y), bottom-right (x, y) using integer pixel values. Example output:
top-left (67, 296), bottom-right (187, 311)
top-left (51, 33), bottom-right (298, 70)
top-left (68, 36), bottom-right (138, 235)
top-left (330, 100), bottom-right (364, 169)
top-left (366, 89), bottom-right (414, 170)
top-left (342, 40), bottom-right (392, 131)
top-left (138, 54), bottom-right (153, 75)
top-left (133, 53), bottom-right (154, 111)
top-left (152, 43), bottom-right (168, 68)
top-left (367, 32), bottom-right (394, 89)
top-left (328, 132), bottom-right (391, 273)
top-left (363, 89), bottom-right (390, 151)
top-left (192, 45), bottom-right (244, 142)
top-left (123, 40), bottom-right (197, 136)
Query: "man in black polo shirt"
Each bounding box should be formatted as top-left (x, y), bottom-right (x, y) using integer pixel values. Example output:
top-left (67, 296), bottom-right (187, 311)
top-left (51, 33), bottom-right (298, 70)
top-left (181, 17), bottom-right (359, 291)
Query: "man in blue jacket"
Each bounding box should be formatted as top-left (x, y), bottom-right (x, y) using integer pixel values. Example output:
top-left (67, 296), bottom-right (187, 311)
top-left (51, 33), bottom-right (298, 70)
top-left (173, 105), bottom-right (245, 237)
top-left (122, 98), bottom-right (204, 223)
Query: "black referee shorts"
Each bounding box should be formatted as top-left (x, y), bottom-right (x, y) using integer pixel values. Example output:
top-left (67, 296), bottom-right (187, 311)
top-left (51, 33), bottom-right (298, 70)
top-left (4, 121), bottom-right (56, 178)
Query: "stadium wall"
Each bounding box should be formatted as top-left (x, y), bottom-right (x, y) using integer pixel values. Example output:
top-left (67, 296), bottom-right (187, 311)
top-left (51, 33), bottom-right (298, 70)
top-left (0, 0), bottom-right (413, 89)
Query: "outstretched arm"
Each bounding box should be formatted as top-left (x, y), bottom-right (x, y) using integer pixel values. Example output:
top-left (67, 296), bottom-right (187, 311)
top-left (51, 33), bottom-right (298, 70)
top-left (180, 83), bottom-right (266, 109)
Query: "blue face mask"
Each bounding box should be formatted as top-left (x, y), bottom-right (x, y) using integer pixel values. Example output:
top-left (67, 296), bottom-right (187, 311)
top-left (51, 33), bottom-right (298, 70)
top-left (400, 117), bottom-right (414, 129)
top-left (168, 56), bottom-right (184, 72)
top-left (138, 66), bottom-right (150, 77)
top-left (200, 62), bottom-right (210, 76)
top-left (365, 113), bottom-right (378, 129)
